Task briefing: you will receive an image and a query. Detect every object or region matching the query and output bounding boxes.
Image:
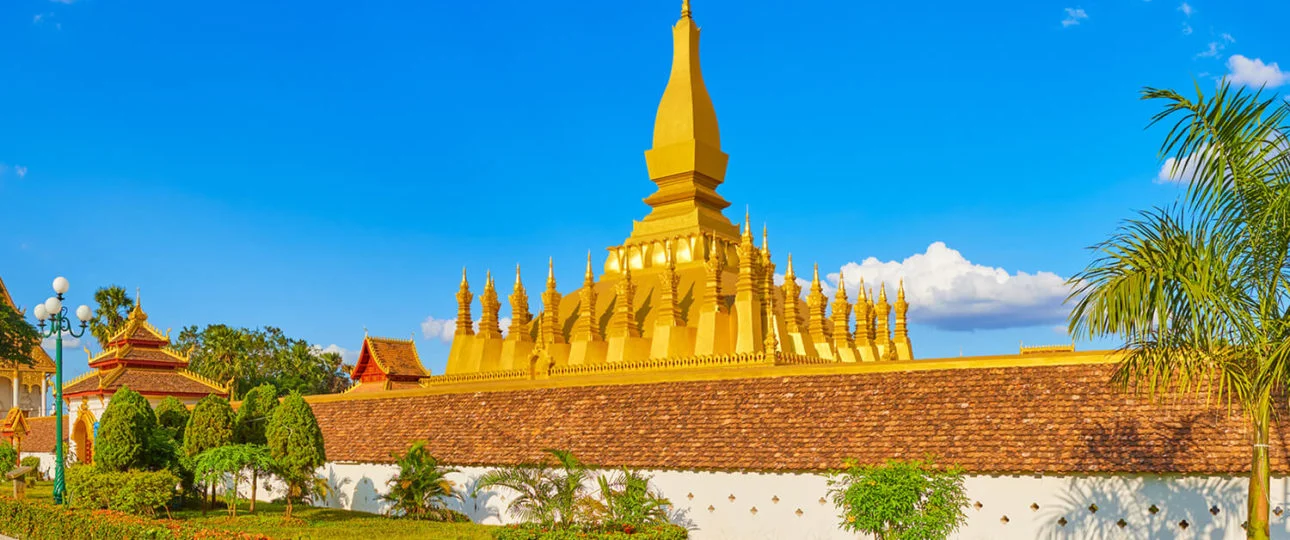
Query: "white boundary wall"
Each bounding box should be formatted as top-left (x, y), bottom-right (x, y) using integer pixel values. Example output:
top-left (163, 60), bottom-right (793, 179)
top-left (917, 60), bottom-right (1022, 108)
top-left (229, 461), bottom-right (1290, 539)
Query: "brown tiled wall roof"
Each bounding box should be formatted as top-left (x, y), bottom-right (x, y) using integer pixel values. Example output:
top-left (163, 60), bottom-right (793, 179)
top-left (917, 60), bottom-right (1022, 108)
top-left (309, 363), bottom-right (1280, 474)
top-left (25, 415), bottom-right (67, 454)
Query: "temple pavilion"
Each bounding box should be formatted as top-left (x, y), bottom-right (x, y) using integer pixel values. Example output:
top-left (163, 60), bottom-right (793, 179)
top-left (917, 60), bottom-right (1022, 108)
top-left (61, 298), bottom-right (229, 463)
top-left (344, 335), bottom-right (430, 394)
top-left (440, 0), bottom-right (912, 382)
top-left (0, 276), bottom-right (56, 418)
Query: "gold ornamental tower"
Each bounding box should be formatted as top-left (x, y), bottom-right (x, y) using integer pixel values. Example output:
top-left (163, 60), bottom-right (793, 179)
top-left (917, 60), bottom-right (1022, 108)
top-left (441, 1), bottom-right (914, 381)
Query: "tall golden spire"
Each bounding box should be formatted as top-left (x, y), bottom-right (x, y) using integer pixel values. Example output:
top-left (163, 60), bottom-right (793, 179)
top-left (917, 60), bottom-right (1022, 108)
top-left (573, 252), bottom-right (602, 341)
top-left (508, 264), bottom-right (532, 340)
top-left (455, 268), bottom-right (474, 337)
top-left (831, 270), bottom-right (852, 346)
top-left (478, 270), bottom-right (502, 339)
top-left (854, 278), bottom-right (872, 346)
top-left (632, 0), bottom-right (736, 244)
top-left (540, 258), bottom-right (564, 345)
top-left (806, 263), bottom-right (829, 343)
top-left (782, 254), bottom-right (802, 332)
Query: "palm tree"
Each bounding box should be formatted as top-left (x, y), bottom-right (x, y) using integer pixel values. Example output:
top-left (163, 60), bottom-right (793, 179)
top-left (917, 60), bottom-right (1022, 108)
top-left (474, 448), bottom-right (593, 527)
top-left (1068, 81), bottom-right (1290, 540)
top-left (382, 440), bottom-right (461, 520)
top-left (90, 286), bottom-right (134, 348)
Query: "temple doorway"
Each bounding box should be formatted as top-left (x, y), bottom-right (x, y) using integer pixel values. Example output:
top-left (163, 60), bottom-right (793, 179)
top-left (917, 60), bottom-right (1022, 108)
top-left (72, 415), bottom-right (93, 464)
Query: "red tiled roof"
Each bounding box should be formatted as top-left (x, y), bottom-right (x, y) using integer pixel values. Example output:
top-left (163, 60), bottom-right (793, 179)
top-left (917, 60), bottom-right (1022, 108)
top-left (25, 415), bottom-right (66, 454)
top-left (307, 363), bottom-right (1276, 474)
top-left (352, 337), bottom-right (429, 379)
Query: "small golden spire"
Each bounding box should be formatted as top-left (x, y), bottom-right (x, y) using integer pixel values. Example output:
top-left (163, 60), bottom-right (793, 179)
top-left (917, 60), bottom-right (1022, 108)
top-left (460, 267), bottom-right (468, 286)
top-left (547, 257), bottom-right (555, 281)
top-left (811, 263), bottom-right (822, 293)
top-left (681, 0), bottom-right (691, 19)
top-left (879, 282), bottom-right (888, 303)
top-left (834, 270), bottom-right (848, 301)
top-left (785, 253), bottom-right (795, 279)
top-left (485, 269), bottom-right (494, 290)
top-left (584, 250), bottom-right (595, 285)
top-left (858, 277), bottom-right (867, 301)
top-left (762, 223), bottom-right (769, 251)
top-left (898, 279), bottom-right (906, 302)
top-left (515, 263), bottom-right (523, 286)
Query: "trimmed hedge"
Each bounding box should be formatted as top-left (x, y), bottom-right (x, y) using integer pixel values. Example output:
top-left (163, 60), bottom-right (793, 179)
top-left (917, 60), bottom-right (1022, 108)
top-left (0, 497), bottom-right (260, 540)
top-left (492, 524), bottom-right (689, 540)
top-left (66, 467), bottom-right (178, 516)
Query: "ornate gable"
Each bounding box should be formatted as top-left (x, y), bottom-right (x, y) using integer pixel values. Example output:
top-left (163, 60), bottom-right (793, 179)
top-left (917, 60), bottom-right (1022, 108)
top-left (351, 336), bottom-right (429, 384)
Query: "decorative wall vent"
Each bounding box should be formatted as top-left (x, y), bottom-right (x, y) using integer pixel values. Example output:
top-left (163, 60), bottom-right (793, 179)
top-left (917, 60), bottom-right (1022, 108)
top-left (1210, 505), bottom-right (1221, 516)
top-left (1148, 504), bottom-right (1159, 515)
top-left (1030, 503), bottom-right (1039, 511)
top-left (818, 497), bottom-right (827, 505)
top-left (1088, 503), bottom-right (1099, 514)
top-left (974, 501), bottom-right (983, 510)
top-left (1000, 516), bottom-right (1009, 524)
top-left (686, 492), bottom-right (694, 500)
top-left (1179, 520), bottom-right (1190, 530)
top-left (708, 505), bottom-right (715, 513)
top-left (728, 494), bottom-right (736, 503)
top-left (1275, 506), bottom-right (1284, 517)
top-left (1057, 517), bottom-right (1068, 527)
top-left (795, 508), bottom-right (803, 517)
top-left (1116, 519), bottom-right (1127, 529)
top-left (771, 495), bottom-right (780, 504)
top-left (750, 506), bottom-right (758, 515)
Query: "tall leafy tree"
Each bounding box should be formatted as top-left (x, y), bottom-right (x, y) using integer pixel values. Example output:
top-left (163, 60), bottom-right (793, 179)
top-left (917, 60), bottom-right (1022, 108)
top-left (234, 383), bottom-right (278, 512)
top-left (266, 392), bottom-right (326, 519)
top-left (0, 302), bottom-right (37, 368)
top-left (184, 394), bottom-right (235, 507)
top-left (1069, 82), bottom-right (1290, 540)
top-left (181, 325), bottom-right (350, 397)
top-left (89, 286), bottom-right (134, 348)
top-left (192, 444), bottom-right (275, 518)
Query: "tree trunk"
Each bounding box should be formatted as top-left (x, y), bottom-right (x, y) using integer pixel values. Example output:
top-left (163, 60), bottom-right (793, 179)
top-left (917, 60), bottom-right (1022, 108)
top-left (285, 486), bottom-right (294, 520)
top-left (1248, 397), bottom-right (1271, 540)
top-left (250, 469), bottom-right (258, 513)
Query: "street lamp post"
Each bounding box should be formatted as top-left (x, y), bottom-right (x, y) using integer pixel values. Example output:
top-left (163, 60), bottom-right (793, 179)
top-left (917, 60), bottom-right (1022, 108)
top-left (32, 276), bottom-right (92, 505)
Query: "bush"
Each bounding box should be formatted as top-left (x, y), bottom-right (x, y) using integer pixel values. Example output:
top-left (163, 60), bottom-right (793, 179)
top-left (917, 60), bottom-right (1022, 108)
top-left (0, 441), bottom-right (16, 477)
top-left (95, 386), bottom-right (167, 472)
top-left (492, 523), bottom-right (688, 540)
top-left (20, 456), bottom-right (42, 482)
top-left (183, 395), bottom-right (234, 458)
top-left (594, 469), bottom-right (672, 528)
top-left (0, 497), bottom-right (260, 540)
top-left (827, 458), bottom-right (969, 540)
top-left (154, 396), bottom-right (190, 443)
top-left (234, 383), bottom-right (278, 446)
top-left (383, 440), bottom-right (462, 521)
top-left (67, 466), bottom-right (178, 517)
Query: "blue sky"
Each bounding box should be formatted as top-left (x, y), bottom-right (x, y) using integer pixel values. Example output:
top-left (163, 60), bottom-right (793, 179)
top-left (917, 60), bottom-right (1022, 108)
top-left (1, 0), bottom-right (1285, 381)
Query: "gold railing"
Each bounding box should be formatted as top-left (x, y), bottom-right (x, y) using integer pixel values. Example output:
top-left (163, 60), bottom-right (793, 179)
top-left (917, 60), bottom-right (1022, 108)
top-left (421, 369), bottom-right (530, 386)
top-left (549, 352), bottom-right (771, 377)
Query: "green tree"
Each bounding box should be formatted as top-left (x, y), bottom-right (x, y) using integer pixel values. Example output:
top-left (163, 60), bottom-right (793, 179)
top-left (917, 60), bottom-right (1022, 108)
top-left (1068, 82), bottom-right (1290, 540)
top-left (94, 387), bottom-right (164, 472)
top-left (184, 394), bottom-right (234, 508)
top-left (192, 444), bottom-right (275, 518)
top-left (827, 458), bottom-right (969, 540)
top-left (234, 382), bottom-right (278, 512)
top-left (179, 325), bottom-right (351, 397)
top-left (0, 441), bottom-right (17, 477)
top-left (266, 392), bottom-right (326, 519)
top-left (0, 301), bottom-right (38, 368)
top-left (382, 440), bottom-right (461, 521)
top-left (89, 286), bottom-right (134, 348)
top-left (154, 396), bottom-right (190, 443)
top-left (474, 448), bottom-right (593, 527)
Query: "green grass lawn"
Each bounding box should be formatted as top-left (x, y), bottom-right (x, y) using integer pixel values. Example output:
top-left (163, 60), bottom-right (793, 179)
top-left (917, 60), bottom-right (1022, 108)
top-left (17, 481), bottom-right (496, 540)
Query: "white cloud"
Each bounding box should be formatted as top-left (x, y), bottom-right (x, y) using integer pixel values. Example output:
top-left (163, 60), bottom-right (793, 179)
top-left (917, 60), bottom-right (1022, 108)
top-left (41, 330), bottom-right (81, 353)
top-left (50, 0), bottom-right (76, 4)
top-left (1061, 7), bottom-right (1088, 27)
top-left (420, 316), bottom-right (511, 343)
top-left (1197, 42), bottom-right (1223, 58)
top-left (1178, 2), bottom-right (1193, 16)
top-left (1156, 149), bottom-right (1205, 184)
top-left (14, 166), bottom-right (26, 178)
top-left (317, 344), bottom-right (359, 365)
top-left (1222, 33), bottom-right (1235, 43)
top-left (1182, 23), bottom-right (1193, 35)
top-left (1051, 324), bottom-right (1070, 336)
top-left (1225, 55), bottom-right (1287, 88)
top-left (813, 242), bottom-right (1076, 331)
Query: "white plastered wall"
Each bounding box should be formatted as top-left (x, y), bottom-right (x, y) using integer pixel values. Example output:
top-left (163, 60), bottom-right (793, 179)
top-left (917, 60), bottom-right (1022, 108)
top-left (234, 461), bottom-right (1290, 539)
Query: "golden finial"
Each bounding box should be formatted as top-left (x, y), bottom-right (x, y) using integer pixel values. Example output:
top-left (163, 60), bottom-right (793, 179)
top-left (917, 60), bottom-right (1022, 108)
top-left (762, 223), bottom-right (769, 251)
top-left (859, 277), bottom-right (868, 301)
top-left (584, 250), bottom-right (595, 285)
top-left (879, 282), bottom-right (888, 302)
top-left (681, 0), bottom-right (691, 18)
top-left (460, 267), bottom-right (468, 287)
top-left (785, 253), bottom-right (795, 278)
top-left (515, 263), bottom-right (523, 286)
top-left (485, 269), bottom-right (494, 289)
top-left (898, 279), bottom-right (906, 302)
top-left (834, 270), bottom-right (848, 301)
top-left (742, 207), bottom-right (752, 239)
top-left (547, 257), bottom-right (556, 286)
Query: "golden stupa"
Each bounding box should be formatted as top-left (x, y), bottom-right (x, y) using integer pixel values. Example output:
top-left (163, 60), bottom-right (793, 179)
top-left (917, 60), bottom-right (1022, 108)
top-left (439, 1), bottom-right (913, 383)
